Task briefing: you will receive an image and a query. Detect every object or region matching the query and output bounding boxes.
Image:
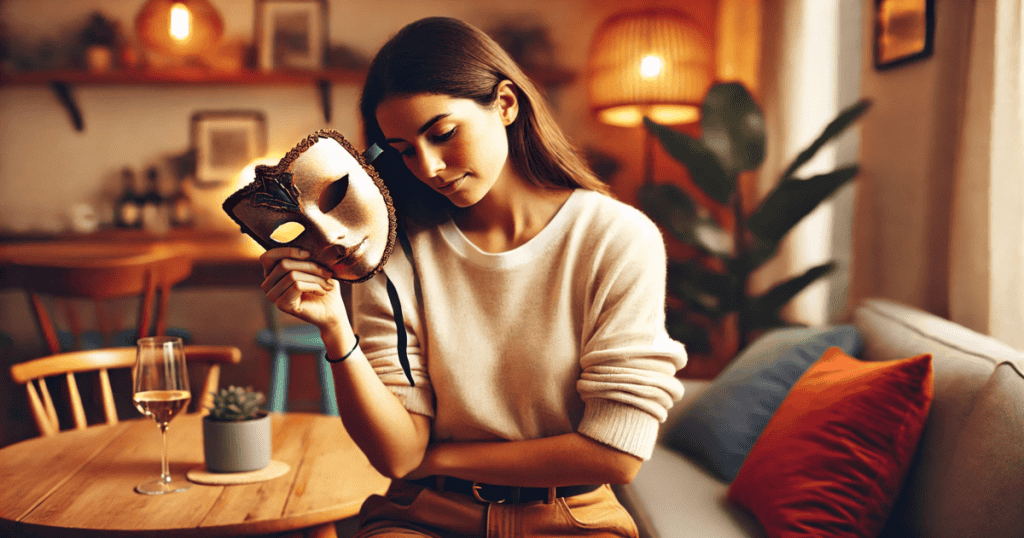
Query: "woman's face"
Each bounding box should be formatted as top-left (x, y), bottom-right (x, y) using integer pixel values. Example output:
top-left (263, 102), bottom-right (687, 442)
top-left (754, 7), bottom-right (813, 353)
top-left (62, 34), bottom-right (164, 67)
top-left (375, 82), bottom-right (519, 208)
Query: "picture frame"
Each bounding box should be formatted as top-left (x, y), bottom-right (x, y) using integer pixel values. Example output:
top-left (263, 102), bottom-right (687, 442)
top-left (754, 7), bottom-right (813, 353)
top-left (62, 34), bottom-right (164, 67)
top-left (874, 0), bottom-right (935, 70)
top-left (255, 0), bottom-right (327, 71)
top-left (191, 111), bottom-right (267, 187)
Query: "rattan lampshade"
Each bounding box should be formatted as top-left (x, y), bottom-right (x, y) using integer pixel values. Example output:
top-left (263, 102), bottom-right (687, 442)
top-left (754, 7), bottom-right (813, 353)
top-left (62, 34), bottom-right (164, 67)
top-left (587, 8), bottom-right (713, 127)
top-left (136, 0), bottom-right (223, 57)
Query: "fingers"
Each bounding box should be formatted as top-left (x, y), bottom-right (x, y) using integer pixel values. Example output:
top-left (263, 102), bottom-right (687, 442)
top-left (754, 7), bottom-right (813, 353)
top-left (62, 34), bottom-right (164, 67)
top-left (260, 250), bottom-right (335, 294)
top-left (259, 247), bottom-right (313, 276)
top-left (266, 269), bottom-right (335, 304)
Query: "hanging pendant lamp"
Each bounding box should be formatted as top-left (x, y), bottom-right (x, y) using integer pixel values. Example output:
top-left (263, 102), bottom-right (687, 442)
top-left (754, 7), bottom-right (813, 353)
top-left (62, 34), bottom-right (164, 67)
top-left (587, 8), bottom-right (713, 127)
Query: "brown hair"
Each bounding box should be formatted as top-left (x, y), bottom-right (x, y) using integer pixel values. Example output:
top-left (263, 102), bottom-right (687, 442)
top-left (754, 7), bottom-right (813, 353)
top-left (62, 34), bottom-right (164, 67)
top-left (360, 16), bottom-right (609, 226)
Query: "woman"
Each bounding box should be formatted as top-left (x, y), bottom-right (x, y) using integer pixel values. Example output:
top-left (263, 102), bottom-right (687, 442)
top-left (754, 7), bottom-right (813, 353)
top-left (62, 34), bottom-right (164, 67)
top-left (260, 17), bottom-right (687, 537)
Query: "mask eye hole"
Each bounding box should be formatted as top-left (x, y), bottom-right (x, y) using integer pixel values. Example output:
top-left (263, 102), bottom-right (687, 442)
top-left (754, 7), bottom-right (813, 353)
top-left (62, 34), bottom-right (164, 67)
top-left (270, 221), bottom-right (305, 244)
top-left (318, 174), bottom-right (349, 214)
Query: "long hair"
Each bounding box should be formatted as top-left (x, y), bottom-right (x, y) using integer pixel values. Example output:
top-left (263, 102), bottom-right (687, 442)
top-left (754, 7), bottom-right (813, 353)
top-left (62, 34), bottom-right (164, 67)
top-left (360, 16), bottom-right (609, 226)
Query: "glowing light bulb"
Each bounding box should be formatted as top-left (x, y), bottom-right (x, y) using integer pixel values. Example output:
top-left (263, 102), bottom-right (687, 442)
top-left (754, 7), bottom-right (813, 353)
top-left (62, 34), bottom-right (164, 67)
top-left (639, 55), bottom-right (664, 78)
top-left (170, 3), bottom-right (191, 41)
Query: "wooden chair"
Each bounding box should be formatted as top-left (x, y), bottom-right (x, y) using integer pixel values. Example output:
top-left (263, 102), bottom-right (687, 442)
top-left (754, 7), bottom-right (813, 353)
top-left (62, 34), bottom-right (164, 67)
top-left (9, 345), bottom-right (242, 437)
top-left (19, 251), bottom-right (194, 354)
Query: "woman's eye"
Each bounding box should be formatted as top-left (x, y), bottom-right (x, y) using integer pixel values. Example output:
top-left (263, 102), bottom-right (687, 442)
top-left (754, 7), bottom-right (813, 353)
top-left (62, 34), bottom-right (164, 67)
top-left (399, 147), bottom-right (416, 158)
top-left (432, 128), bottom-right (456, 143)
top-left (318, 175), bottom-right (349, 213)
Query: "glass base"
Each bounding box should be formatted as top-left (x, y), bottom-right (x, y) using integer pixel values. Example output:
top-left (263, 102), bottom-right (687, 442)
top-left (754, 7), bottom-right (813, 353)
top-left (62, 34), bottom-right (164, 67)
top-left (135, 477), bottom-right (191, 495)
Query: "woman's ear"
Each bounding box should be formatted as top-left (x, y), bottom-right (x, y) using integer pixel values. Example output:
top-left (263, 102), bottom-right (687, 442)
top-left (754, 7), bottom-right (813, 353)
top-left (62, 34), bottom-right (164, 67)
top-left (495, 80), bottom-right (519, 126)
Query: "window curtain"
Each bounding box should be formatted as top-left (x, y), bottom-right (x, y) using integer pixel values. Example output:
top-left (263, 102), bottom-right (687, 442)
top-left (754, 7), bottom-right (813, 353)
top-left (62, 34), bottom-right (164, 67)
top-left (754, 0), bottom-right (861, 326)
top-left (949, 0), bottom-right (1024, 349)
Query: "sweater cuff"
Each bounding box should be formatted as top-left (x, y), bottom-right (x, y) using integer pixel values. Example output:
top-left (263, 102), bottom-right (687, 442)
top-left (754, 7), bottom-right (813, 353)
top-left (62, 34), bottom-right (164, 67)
top-left (577, 398), bottom-right (661, 460)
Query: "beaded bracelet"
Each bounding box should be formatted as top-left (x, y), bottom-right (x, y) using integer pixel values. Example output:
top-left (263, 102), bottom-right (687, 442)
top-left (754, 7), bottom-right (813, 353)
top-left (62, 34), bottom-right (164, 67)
top-left (325, 335), bottom-right (360, 363)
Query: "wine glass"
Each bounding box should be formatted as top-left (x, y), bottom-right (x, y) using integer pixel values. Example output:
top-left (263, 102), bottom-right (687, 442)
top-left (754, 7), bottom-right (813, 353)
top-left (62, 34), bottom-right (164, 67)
top-left (132, 336), bottom-right (192, 495)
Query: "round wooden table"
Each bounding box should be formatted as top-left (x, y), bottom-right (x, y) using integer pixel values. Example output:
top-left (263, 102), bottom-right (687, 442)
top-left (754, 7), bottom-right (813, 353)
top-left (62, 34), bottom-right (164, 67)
top-left (0, 412), bottom-right (390, 537)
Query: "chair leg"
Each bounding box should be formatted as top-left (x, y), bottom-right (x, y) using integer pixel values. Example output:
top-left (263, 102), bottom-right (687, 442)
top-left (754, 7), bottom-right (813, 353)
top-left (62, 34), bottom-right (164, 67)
top-left (269, 348), bottom-right (290, 413)
top-left (316, 350), bottom-right (339, 416)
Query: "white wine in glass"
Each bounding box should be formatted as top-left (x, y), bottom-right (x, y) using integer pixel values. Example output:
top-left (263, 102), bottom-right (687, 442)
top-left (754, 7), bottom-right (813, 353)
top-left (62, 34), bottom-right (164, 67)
top-left (133, 336), bottom-right (192, 495)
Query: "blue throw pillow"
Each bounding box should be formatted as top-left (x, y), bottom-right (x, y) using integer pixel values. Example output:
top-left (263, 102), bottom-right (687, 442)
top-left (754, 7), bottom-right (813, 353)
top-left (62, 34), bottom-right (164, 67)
top-left (662, 325), bottom-right (863, 482)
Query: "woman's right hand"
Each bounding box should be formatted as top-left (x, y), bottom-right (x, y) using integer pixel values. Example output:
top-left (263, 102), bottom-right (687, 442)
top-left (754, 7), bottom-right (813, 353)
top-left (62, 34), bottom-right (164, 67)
top-left (260, 247), bottom-right (346, 332)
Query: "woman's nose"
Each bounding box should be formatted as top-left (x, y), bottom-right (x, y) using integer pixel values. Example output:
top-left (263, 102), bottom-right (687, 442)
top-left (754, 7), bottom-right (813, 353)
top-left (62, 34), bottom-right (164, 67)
top-left (413, 147), bottom-right (445, 180)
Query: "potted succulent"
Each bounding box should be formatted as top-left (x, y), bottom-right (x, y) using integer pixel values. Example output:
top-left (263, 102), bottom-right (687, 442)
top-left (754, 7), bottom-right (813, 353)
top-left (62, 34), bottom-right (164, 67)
top-left (203, 386), bottom-right (271, 473)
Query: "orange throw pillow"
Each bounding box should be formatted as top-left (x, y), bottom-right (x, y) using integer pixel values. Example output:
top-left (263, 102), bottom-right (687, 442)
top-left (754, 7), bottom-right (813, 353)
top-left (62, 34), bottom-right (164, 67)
top-left (727, 348), bottom-right (933, 538)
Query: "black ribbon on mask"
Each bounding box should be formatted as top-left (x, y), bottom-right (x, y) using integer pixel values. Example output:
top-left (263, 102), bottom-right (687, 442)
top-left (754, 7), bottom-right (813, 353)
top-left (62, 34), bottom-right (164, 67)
top-left (385, 274), bottom-right (414, 387)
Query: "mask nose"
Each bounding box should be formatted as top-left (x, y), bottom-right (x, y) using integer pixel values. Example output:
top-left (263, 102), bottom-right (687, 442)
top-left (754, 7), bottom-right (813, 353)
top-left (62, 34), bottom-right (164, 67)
top-left (304, 212), bottom-right (351, 254)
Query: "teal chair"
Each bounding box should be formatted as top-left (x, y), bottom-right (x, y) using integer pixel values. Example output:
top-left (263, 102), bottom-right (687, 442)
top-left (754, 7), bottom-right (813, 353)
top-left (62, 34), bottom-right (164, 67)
top-left (258, 302), bottom-right (338, 416)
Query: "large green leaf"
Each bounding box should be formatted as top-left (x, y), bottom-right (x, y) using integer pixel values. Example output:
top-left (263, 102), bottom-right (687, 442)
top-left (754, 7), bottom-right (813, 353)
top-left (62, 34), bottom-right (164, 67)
top-left (747, 166), bottom-right (859, 244)
top-left (741, 236), bottom-right (780, 272)
top-left (644, 117), bottom-right (734, 205)
top-left (701, 82), bottom-right (766, 176)
top-left (666, 309), bottom-right (712, 354)
top-left (666, 260), bottom-right (734, 318)
top-left (745, 262), bottom-right (836, 329)
top-left (779, 99), bottom-right (871, 181)
top-left (637, 183), bottom-right (698, 243)
top-left (639, 183), bottom-right (732, 258)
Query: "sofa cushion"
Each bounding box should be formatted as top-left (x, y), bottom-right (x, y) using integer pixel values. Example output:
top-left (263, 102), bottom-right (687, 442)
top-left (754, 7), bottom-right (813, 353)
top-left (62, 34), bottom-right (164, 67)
top-left (662, 325), bottom-right (862, 481)
top-left (618, 445), bottom-right (766, 538)
top-left (929, 361), bottom-right (1024, 538)
top-left (728, 348), bottom-right (933, 538)
top-left (853, 299), bottom-right (1024, 538)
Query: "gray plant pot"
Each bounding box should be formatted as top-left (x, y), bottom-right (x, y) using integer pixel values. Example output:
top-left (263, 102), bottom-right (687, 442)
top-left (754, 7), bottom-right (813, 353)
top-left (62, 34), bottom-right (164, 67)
top-left (202, 412), bottom-right (272, 473)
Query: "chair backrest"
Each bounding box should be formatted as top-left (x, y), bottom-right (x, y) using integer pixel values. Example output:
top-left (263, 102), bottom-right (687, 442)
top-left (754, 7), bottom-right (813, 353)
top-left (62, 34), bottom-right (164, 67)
top-left (19, 251), bottom-right (193, 354)
top-left (9, 345), bottom-right (242, 437)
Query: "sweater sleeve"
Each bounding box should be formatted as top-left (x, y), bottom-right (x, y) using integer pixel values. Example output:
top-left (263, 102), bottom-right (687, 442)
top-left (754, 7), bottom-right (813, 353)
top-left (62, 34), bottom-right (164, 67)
top-left (575, 211), bottom-right (687, 460)
top-left (351, 246), bottom-right (435, 418)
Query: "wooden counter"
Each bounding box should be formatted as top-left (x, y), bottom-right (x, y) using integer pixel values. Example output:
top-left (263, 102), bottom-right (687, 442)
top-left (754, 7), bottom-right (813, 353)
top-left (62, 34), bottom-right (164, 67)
top-left (0, 228), bottom-right (265, 288)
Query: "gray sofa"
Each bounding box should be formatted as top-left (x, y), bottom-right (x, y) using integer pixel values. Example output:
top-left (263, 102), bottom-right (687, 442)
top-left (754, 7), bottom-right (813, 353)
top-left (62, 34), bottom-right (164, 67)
top-left (616, 298), bottom-right (1024, 538)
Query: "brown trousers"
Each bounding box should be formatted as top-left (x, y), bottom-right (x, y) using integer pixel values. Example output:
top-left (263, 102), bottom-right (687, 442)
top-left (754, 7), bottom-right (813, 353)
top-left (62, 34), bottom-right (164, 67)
top-left (354, 481), bottom-right (639, 538)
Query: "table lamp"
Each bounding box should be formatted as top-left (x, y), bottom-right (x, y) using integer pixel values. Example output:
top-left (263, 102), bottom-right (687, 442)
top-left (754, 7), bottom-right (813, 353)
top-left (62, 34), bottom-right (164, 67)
top-left (586, 7), bottom-right (713, 182)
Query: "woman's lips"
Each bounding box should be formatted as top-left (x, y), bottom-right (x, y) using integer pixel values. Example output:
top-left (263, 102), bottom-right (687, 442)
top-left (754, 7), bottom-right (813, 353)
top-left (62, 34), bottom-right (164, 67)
top-left (437, 174), bottom-right (467, 195)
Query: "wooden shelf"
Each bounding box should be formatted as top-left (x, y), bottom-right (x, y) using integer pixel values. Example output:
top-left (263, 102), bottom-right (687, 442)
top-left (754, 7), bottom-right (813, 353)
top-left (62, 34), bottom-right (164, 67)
top-left (0, 68), bottom-right (367, 86)
top-left (0, 66), bottom-right (576, 131)
top-left (0, 65), bottom-right (577, 87)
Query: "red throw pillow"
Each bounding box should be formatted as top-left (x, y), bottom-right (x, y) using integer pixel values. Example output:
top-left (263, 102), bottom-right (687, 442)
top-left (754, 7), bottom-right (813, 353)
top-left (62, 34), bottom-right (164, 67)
top-left (727, 347), bottom-right (933, 538)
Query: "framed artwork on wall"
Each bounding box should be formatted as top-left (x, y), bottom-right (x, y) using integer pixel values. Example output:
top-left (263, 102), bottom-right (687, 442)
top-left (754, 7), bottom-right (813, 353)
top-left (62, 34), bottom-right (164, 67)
top-left (874, 0), bottom-right (935, 70)
top-left (191, 111), bottom-right (267, 187)
top-left (255, 0), bottom-right (327, 71)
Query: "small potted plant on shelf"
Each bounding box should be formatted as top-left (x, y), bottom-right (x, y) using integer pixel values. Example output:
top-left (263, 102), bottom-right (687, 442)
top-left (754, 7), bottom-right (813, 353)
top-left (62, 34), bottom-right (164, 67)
top-left (203, 386), bottom-right (270, 473)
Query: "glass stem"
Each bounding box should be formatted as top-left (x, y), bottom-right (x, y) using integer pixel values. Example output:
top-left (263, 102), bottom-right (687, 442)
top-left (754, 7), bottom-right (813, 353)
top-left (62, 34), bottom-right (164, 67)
top-left (159, 421), bottom-right (170, 484)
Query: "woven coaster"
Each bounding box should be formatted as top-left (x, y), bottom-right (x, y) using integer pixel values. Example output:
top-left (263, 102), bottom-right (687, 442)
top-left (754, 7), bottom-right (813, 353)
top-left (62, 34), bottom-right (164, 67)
top-left (187, 460), bottom-right (290, 485)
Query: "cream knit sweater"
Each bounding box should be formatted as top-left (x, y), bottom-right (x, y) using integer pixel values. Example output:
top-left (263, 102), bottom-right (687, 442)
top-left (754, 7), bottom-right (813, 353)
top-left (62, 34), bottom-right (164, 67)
top-left (352, 189), bottom-right (687, 460)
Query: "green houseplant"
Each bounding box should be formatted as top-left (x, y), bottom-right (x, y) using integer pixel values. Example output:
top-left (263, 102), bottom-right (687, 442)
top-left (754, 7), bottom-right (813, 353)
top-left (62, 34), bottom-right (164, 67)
top-left (203, 386), bottom-right (271, 472)
top-left (640, 82), bottom-right (871, 355)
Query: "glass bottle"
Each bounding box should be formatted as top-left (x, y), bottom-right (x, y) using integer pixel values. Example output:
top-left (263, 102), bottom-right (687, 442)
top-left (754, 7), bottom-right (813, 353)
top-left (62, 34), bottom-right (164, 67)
top-left (168, 175), bottom-right (194, 228)
top-left (114, 167), bottom-right (142, 229)
top-left (141, 166), bottom-right (170, 234)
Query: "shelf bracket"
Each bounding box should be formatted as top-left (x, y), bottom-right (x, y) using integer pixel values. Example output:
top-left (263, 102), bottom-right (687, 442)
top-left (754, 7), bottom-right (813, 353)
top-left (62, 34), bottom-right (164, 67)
top-left (318, 79), bottom-right (332, 123)
top-left (49, 81), bottom-right (84, 132)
